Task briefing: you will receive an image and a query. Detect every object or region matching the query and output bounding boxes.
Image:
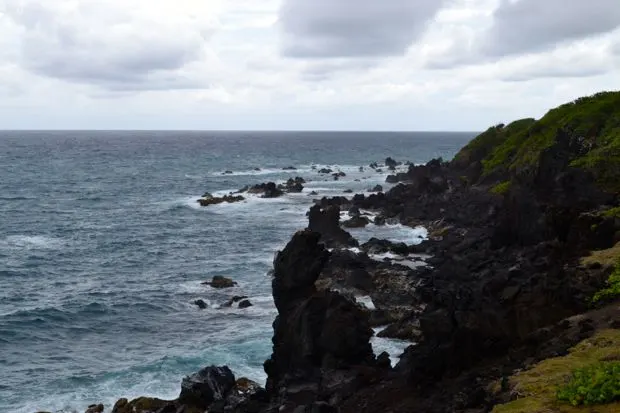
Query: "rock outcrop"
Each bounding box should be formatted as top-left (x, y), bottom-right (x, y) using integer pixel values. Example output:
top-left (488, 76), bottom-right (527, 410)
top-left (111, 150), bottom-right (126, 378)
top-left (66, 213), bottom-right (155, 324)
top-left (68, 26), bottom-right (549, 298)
top-left (203, 275), bottom-right (237, 289)
top-left (307, 205), bottom-right (358, 247)
top-left (247, 182), bottom-right (285, 198)
top-left (264, 230), bottom-right (379, 411)
top-left (198, 194), bottom-right (245, 207)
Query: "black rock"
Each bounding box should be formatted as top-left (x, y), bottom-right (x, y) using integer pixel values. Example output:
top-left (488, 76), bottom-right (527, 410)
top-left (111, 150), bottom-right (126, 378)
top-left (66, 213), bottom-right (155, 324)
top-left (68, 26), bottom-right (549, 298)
top-left (308, 204), bottom-right (358, 247)
top-left (342, 216), bottom-right (370, 228)
top-left (247, 182), bottom-right (284, 198)
top-left (179, 366), bottom-right (235, 408)
top-left (282, 166), bottom-right (297, 170)
top-left (85, 404), bottom-right (104, 413)
top-left (238, 300), bottom-right (253, 309)
top-left (223, 295), bottom-right (248, 308)
top-left (194, 299), bottom-right (208, 310)
top-left (318, 168), bottom-right (333, 174)
top-left (203, 275), bottom-right (237, 289)
top-left (369, 185), bottom-right (383, 192)
top-left (385, 157), bottom-right (400, 169)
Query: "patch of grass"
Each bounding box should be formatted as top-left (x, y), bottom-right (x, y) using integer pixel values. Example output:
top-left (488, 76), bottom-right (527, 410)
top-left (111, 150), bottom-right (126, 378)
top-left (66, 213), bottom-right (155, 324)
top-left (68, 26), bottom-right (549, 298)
top-left (556, 361), bottom-right (620, 406)
top-left (491, 330), bottom-right (620, 413)
top-left (491, 181), bottom-right (512, 195)
top-left (581, 243), bottom-right (620, 268)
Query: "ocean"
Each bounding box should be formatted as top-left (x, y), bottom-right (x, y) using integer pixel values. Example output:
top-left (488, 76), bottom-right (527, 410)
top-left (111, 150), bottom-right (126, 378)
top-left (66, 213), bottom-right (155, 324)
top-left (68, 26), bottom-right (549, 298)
top-left (0, 131), bottom-right (474, 413)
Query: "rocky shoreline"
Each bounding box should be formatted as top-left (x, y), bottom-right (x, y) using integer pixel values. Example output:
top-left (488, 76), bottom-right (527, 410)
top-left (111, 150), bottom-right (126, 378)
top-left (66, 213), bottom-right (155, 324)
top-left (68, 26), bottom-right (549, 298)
top-left (42, 92), bottom-right (620, 413)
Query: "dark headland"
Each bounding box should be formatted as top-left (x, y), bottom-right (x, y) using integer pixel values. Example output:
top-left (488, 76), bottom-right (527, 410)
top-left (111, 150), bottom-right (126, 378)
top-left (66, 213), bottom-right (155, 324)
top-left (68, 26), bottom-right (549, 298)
top-left (47, 91), bottom-right (620, 413)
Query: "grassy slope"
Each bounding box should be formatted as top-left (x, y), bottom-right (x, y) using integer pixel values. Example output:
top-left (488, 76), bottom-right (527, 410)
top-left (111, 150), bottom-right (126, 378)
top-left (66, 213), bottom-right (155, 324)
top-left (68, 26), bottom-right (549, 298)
top-left (492, 330), bottom-right (620, 413)
top-left (452, 91), bottom-right (620, 192)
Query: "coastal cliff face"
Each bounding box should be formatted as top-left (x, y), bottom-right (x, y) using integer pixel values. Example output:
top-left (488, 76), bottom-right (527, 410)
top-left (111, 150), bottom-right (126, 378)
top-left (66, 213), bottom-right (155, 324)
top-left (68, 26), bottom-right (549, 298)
top-left (102, 91), bottom-right (620, 413)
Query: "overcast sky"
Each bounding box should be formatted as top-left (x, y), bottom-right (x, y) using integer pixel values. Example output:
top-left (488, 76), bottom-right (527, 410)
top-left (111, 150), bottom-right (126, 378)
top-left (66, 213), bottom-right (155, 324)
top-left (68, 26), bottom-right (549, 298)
top-left (0, 0), bottom-right (619, 130)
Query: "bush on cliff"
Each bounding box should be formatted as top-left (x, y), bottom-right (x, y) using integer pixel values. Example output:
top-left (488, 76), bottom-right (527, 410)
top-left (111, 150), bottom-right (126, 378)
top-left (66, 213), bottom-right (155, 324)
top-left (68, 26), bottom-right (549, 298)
top-left (591, 263), bottom-right (620, 304)
top-left (556, 362), bottom-right (620, 406)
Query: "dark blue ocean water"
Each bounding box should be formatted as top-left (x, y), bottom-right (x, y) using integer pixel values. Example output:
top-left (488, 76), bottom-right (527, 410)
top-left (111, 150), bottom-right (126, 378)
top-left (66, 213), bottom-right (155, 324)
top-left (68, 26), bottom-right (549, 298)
top-left (0, 131), bottom-right (473, 412)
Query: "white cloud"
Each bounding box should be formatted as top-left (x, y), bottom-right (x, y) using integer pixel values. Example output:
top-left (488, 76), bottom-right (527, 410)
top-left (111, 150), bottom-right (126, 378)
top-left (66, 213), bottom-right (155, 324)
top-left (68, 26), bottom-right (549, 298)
top-left (0, 0), bottom-right (618, 130)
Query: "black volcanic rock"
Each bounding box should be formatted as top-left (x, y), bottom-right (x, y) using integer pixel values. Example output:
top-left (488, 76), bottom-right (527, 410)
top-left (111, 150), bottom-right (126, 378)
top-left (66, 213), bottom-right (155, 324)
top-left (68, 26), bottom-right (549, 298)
top-left (238, 299), bottom-right (253, 309)
top-left (279, 177), bottom-right (305, 193)
top-left (203, 275), bottom-right (237, 289)
top-left (342, 216), bottom-right (370, 228)
top-left (308, 205), bottom-right (358, 247)
top-left (179, 366), bottom-right (235, 408)
top-left (264, 230), bottom-right (376, 408)
top-left (247, 182), bottom-right (284, 198)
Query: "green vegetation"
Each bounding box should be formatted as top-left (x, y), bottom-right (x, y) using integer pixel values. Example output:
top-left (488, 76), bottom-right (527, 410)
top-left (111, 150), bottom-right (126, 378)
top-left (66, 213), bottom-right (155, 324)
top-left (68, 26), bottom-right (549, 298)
top-left (591, 264), bottom-right (620, 304)
top-left (601, 207), bottom-right (620, 219)
top-left (491, 181), bottom-right (512, 195)
top-left (492, 330), bottom-right (620, 413)
top-left (557, 362), bottom-right (620, 406)
top-left (452, 119), bottom-right (535, 168)
top-left (454, 91), bottom-right (620, 192)
top-left (580, 243), bottom-right (620, 304)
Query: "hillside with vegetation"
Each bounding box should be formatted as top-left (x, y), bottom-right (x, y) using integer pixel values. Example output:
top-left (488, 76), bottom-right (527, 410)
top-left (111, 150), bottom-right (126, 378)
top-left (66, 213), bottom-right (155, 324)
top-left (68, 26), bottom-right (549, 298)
top-left (453, 91), bottom-right (620, 193)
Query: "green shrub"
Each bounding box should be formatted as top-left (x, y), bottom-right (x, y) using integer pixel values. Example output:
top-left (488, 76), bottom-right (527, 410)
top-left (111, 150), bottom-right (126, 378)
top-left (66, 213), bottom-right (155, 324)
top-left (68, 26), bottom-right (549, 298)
top-left (491, 181), bottom-right (512, 195)
top-left (557, 362), bottom-right (620, 406)
top-left (592, 263), bottom-right (620, 304)
top-left (602, 207), bottom-right (620, 219)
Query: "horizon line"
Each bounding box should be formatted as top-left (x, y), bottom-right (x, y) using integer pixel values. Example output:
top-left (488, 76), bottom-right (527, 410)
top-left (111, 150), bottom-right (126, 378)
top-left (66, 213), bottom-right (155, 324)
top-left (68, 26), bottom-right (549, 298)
top-left (0, 129), bottom-right (480, 133)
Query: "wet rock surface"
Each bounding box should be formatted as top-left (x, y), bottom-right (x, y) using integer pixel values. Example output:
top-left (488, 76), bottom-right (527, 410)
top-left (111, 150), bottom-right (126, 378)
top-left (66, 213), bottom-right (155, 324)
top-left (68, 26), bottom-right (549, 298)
top-left (203, 275), bottom-right (237, 289)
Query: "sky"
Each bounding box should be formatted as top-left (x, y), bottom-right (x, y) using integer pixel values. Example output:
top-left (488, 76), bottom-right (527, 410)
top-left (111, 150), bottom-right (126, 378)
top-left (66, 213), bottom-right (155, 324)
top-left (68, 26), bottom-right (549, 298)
top-left (0, 0), bottom-right (619, 131)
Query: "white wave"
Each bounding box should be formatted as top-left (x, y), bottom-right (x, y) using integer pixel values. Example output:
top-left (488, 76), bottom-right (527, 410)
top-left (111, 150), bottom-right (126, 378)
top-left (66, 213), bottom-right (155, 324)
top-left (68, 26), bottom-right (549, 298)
top-left (208, 167), bottom-right (315, 177)
top-left (356, 295), bottom-right (376, 310)
top-left (348, 224), bottom-right (428, 245)
top-left (371, 327), bottom-right (413, 367)
top-left (1, 235), bottom-right (64, 250)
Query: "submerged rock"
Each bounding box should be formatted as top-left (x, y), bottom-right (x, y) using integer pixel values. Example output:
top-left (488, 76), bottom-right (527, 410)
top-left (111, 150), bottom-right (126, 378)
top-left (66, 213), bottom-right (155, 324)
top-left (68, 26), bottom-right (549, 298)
top-left (318, 168), bottom-right (333, 174)
top-left (203, 275), bottom-right (237, 289)
top-left (282, 166), bottom-right (297, 170)
top-left (369, 185), bottom-right (383, 192)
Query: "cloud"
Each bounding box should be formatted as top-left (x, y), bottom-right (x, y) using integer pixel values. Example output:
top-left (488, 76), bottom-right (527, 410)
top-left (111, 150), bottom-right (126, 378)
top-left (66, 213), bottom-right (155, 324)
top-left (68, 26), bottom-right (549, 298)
top-left (426, 0), bottom-right (620, 70)
top-left (2, 0), bottom-right (218, 90)
top-left (483, 0), bottom-right (620, 57)
top-left (279, 0), bottom-right (446, 59)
